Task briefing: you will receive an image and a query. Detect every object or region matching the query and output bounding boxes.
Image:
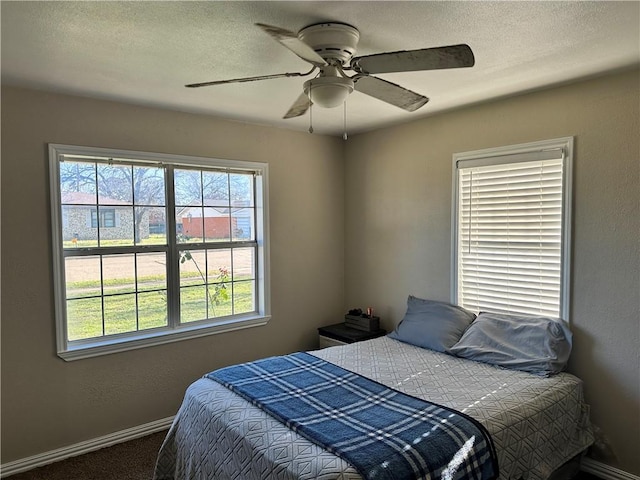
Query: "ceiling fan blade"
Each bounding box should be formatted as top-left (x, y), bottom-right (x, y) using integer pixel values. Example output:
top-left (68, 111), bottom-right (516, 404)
top-left (186, 68), bottom-right (316, 88)
top-left (256, 23), bottom-right (327, 67)
top-left (283, 93), bottom-right (312, 119)
top-left (353, 75), bottom-right (429, 112)
top-left (352, 44), bottom-right (475, 74)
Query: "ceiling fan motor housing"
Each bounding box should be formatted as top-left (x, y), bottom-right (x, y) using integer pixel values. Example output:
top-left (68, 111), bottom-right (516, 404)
top-left (298, 22), bottom-right (360, 65)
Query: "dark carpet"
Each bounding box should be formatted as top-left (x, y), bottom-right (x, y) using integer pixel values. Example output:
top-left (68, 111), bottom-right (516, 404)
top-left (4, 430), bottom-right (167, 480)
top-left (4, 430), bottom-right (604, 480)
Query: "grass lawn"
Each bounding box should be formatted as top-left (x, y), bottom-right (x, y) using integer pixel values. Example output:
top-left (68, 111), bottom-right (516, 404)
top-left (64, 235), bottom-right (255, 341)
top-left (63, 234), bottom-right (228, 248)
top-left (66, 280), bottom-right (254, 341)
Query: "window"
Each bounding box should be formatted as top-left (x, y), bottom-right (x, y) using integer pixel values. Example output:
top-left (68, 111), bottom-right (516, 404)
top-left (91, 208), bottom-right (116, 228)
top-left (49, 144), bottom-right (270, 360)
top-left (452, 137), bottom-right (572, 319)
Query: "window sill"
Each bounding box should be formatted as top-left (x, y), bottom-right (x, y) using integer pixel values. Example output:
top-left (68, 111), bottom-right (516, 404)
top-left (58, 315), bottom-right (271, 361)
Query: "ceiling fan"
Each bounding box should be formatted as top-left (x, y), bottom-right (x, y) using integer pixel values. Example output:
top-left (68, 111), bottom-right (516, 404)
top-left (186, 22), bottom-right (475, 120)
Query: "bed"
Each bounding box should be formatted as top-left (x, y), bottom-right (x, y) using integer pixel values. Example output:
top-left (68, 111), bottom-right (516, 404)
top-left (153, 333), bottom-right (593, 480)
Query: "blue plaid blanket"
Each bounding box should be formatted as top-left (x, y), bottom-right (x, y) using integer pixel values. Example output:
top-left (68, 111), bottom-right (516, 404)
top-left (207, 352), bottom-right (498, 480)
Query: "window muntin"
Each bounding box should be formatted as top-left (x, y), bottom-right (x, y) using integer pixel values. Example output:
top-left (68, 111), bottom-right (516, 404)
top-left (452, 138), bottom-right (572, 320)
top-left (50, 144), bottom-right (270, 360)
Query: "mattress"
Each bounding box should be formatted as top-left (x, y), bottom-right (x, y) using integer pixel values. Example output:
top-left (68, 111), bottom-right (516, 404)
top-left (154, 336), bottom-right (593, 480)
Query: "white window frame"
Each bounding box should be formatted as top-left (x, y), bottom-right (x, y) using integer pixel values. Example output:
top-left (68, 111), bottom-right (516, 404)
top-left (49, 144), bottom-right (271, 361)
top-left (451, 137), bottom-right (573, 320)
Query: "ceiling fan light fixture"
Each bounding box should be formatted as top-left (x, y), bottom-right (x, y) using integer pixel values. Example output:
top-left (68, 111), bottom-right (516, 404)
top-left (303, 76), bottom-right (354, 108)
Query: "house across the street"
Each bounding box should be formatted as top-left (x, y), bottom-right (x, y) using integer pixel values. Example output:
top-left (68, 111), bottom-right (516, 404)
top-left (61, 191), bottom-right (150, 242)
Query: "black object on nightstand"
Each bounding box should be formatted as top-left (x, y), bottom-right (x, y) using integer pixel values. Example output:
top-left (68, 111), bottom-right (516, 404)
top-left (318, 322), bottom-right (387, 348)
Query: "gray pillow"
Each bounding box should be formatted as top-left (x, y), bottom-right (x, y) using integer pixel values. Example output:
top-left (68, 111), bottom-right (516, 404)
top-left (448, 312), bottom-right (573, 375)
top-left (388, 296), bottom-right (476, 352)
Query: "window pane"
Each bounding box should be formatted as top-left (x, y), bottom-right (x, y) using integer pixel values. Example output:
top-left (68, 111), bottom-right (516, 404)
top-left (67, 297), bottom-right (103, 341)
top-left (102, 254), bottom-right (135, 294)
top-left (204, 208), bottom-right (231, 242)
top-left (97, 164), bottom-right (133, 205)
top-left (104, 294), bottom-right (137, 335)
top-left (180, 250), bottom-right (207, 287)
top-left (175, 169), bottom-right (202, 206)
top-left (232, 208), bottom-right (254, 241)
top-left (134, 206), bottom-right (160, 245)
top-left (136, 252), bottom-right (167, 292)
top-left (207, 249), bottom-right (232, 284)
top-left (207, 253), bottom-right (232, 318)
top-left (133, 165), bottom-right (165, 206)
top-left (178, 207), bottom-right (204, 243)
top-left (98, 206), bottom-right (134, 247)
top-left (62, 205), bottom-right (98, 248)
top-left (230, 173), bottom-right (254, 206)
top-left (210, 283), bottom-right (232, 318)
top-left (203, 171), bottom-right (229, 207)
top-left (180, 285), bottom-right (207, 323)
top-left (132, 165), bottom-right (166, 245)
top-left (137, 291), bottom-right (168, 330)
top-left (146, 207), bottom-right (167, 244)
top-left (233, 280), bottom-right (255, 314)
top-left (232, 247), bottom-right (255, 281)
top-left (65, 256), bottom-right (101, 299)
top-left (60, 161), bottom-right (97, 202)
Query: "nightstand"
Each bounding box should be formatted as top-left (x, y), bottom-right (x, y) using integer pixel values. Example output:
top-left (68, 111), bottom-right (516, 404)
top-left (318, 322), bottom-right (387, 348)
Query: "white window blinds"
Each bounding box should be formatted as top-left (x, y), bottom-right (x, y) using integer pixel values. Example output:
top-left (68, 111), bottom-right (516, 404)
top-left (453, 140), bottom-right (572, 319)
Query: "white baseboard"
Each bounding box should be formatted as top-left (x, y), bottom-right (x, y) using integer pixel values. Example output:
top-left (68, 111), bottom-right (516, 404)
top-left (0, 416), bottom-right (174, 478)
top-left (581, 457), bottom-right (640, 480)
top-left (2, 421), bottom-right (637, 480)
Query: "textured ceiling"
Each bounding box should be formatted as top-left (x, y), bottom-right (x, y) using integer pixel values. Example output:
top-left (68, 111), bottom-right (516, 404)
top-left (2, 1), bottom-right (639, 136)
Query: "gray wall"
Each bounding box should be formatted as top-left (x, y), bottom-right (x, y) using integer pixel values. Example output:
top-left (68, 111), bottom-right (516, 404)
top-left (0, 86), bottom-right (345, 462)
top-left (2, 68), bottom-right (639, 476)
top-left (344, 69), bottom-right (639, 474)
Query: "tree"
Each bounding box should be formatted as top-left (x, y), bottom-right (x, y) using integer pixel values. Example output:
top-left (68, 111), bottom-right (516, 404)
top-left (59, 160), bottom-right (252, 244)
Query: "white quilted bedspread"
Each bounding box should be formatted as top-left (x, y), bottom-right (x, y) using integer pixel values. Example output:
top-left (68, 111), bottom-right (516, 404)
top-left (154, 336), bottom-right (593, 480)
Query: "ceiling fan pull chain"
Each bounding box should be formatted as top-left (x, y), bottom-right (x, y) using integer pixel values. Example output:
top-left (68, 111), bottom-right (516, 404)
top-left (308, 89), bottom-right (314, 134)
top-left (343, 101), bottom-right (348, 140)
